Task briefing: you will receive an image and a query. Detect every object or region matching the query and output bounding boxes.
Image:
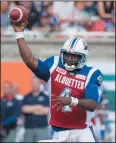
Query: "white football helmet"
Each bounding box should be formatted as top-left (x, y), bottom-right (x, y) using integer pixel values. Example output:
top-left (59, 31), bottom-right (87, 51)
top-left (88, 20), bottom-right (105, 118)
top-left (60, 37), bottom-right (89, 71)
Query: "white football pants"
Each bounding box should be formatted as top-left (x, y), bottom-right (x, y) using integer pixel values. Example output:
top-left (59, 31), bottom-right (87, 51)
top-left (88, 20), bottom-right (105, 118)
top-left (39, 126), bottom-right (97, 142)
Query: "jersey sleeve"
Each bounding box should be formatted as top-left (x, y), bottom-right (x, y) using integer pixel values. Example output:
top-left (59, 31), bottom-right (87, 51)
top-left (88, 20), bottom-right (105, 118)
top-left (31, 56), bottom-right (54, 82)
top-left (85, 69), bottom-right (103, 104)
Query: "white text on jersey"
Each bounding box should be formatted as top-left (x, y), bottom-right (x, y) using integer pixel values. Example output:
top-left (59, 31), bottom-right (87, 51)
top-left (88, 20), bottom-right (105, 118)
top-left (55, 74), bottom-right (85, 90)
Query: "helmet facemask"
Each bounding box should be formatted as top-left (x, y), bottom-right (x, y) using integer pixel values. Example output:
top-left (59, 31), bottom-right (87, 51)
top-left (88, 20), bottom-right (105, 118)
top-left (60, 49), bottom-right (86, 71)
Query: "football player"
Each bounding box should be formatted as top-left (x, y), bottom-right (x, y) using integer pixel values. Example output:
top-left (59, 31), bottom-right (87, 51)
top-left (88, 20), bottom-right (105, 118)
top-left (11, 21), bottom-right (103, 142)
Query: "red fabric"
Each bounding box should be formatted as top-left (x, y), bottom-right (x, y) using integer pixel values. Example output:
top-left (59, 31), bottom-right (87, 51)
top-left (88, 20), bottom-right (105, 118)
top-left (91, 118), bottom-right (96, 125)
top-left (90, 20), bottom-right (106, 31)
top-left (49, 66), bottom-right (88, 129)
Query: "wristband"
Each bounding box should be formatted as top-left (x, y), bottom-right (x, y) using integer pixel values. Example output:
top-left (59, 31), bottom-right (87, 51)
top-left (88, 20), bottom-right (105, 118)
top-left (15, 32), bottom-right (24, 39)
top-left (70, 97), bottom-right (78, 106)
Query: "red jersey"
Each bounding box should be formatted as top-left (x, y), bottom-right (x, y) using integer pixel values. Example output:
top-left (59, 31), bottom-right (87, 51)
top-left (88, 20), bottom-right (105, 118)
top-left (32, 56), bottom-right (103, 129)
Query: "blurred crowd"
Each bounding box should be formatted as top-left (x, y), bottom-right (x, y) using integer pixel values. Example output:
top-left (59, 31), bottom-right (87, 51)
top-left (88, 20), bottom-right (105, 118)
top-left (1, 1), bottom-right (115, 35)
top-left (0, 74), bottom-right (113, 142)
top-left (0, 75), bottom-right (51, 142)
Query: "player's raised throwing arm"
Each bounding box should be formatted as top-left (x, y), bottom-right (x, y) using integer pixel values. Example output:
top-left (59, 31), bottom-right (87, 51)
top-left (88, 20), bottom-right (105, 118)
top-left (11, 21), bottom-right (38, 70)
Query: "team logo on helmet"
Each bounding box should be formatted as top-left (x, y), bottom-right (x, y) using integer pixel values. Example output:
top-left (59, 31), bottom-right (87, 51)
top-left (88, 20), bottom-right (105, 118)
top-left (83, 41), bottom-right (89, 51)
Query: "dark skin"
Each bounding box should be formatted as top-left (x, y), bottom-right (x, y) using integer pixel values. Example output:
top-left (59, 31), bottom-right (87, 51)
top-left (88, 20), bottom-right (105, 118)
top-left (11, 21), bottom-right (98, 112)
top-left (51, 94), bottom-right (97, 112)
top-left (10, 21), bottom-right (38, 70)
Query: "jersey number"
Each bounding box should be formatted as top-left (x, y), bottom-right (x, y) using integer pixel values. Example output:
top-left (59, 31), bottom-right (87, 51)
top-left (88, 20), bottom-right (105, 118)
top-left (60, 88), bottom-right (72, 112)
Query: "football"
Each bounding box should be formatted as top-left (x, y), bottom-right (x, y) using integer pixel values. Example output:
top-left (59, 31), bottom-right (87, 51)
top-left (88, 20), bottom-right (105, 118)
top-left (8, 6), bottom-right (28, 23)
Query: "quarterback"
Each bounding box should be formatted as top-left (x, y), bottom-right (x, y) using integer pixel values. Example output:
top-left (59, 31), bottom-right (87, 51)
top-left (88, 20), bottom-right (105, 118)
top-left (11, 21), bottom-right (103, 142)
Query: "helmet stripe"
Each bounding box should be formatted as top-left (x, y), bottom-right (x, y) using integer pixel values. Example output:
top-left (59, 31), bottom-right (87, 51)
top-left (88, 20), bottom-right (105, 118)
top-left (69, 38), bottom-right (74, 49)
top-left (73, 38), bottom-right (80, 51)
top-left (71, 37), bottom-right (78, 49)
